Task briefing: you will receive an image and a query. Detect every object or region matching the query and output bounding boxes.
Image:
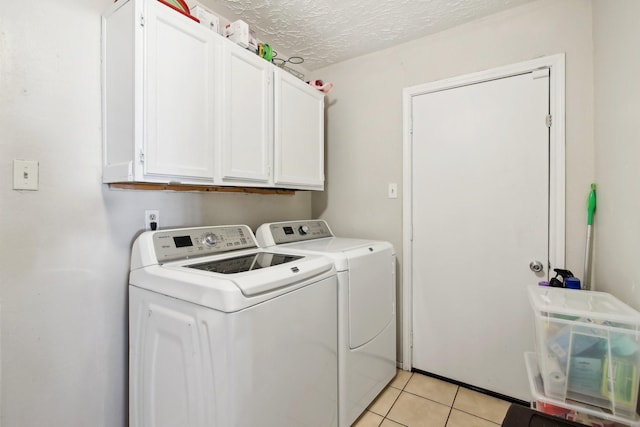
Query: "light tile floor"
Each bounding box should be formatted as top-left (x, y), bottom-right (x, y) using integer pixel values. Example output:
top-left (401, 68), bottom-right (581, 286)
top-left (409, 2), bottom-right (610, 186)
top-left (353, 370), bottom-right (512, 427)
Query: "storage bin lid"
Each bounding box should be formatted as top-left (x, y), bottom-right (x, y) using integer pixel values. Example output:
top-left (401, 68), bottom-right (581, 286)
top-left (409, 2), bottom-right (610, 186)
top-left (528, 285), bottom-right (640, 326)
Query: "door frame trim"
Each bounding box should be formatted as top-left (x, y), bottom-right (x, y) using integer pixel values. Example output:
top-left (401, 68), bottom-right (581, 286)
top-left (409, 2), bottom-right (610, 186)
top-left (401, 54), bottom-right (566, 370)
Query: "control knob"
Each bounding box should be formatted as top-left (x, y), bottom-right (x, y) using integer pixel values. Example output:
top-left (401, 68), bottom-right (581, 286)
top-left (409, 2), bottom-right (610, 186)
top-left (298, 225), bottom-right (310, 235)
top-left (203, 233), bottom-right (218, 247)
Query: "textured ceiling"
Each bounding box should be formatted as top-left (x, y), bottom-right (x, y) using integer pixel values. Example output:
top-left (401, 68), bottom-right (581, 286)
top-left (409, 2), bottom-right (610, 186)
top-left (198, 0), bottom-right (535, 71)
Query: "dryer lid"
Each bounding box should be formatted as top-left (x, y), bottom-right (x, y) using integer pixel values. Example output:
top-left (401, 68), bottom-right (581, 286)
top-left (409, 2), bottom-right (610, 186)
top-left (283, 237), bottom-right (374, 253)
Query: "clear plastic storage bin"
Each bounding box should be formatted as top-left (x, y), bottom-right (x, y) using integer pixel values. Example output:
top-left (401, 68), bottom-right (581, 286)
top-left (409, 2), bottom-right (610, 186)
top-left (528, 286), bottom-right (640, 421)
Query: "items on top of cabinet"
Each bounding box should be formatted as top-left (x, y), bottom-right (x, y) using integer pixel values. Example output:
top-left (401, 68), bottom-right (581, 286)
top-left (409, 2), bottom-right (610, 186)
top-left (272, 55), bottom-right (306, 80)
top-left (272, 55), bottom-right (304, 66)
top-left (216, 15), bottom-right (308, 81)
top-left (225, 20), bottom-right (258, 52)
top-left (190, 4), bottom-right (220, 34)
top-left (157, 0), bottom-right (199, 22)
top-left (258, 43), bottom-right (274, 62)
top-left (224, 20), bottom-right (295, 67)
top-left (307, 79), bottom-right (334, 94)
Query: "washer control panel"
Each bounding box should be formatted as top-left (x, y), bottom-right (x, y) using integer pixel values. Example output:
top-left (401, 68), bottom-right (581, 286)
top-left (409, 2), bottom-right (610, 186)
top-left (152, 225), bottom-right (256, 263)
top-left (267, 220), bottom-right (333, 244)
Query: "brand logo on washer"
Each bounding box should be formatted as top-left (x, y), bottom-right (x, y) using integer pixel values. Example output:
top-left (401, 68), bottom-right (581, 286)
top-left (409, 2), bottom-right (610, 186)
top-left (291, 266), bottom-right (299, 273)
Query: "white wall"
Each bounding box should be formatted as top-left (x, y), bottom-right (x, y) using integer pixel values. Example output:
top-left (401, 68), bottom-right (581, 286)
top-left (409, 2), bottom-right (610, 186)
top-left (312, 0), bottom-right (595, 363)
top-left (592, 1), bottom-right (640, 308)
top-left (0, 0), bottom-right (311, 424)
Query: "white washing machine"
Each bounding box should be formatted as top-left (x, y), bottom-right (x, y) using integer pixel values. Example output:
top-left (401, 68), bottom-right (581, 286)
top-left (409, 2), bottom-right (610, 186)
top-left (256, 220), bottom-right (396, 427)
top-left (129, 225), bottom-right (338, 427)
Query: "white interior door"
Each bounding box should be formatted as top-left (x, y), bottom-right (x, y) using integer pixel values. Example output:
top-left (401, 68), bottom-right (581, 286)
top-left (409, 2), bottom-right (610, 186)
top-left (410, 70), bottom-right (550, 401)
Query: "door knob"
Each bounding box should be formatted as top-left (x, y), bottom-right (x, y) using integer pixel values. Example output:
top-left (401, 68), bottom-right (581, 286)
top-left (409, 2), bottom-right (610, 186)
top-left (529, 260), bottom-right (544, 273)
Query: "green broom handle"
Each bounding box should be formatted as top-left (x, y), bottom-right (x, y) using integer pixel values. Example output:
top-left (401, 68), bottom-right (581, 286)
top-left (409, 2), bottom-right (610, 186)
top-left (587, 183), bottom-right (597, 226)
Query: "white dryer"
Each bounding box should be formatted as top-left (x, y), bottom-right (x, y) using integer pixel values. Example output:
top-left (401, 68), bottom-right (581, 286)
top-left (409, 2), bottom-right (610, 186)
top-left (129, 225), bottom-right (338, 427)
top-left (256, 220), bottom-right (396, 427)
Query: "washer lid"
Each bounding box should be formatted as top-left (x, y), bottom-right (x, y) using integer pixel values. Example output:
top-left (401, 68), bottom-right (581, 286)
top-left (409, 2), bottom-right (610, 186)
top-left (130, 225), bottom-right (337, 309)
top-left (225, 253), bottom-right (333, 296)
top-left (186, 252), bottom-right (303, 274)
top-left (131, 250), bottom-right (335, 311)
top-left (179, 251), bottom-right (332, 297)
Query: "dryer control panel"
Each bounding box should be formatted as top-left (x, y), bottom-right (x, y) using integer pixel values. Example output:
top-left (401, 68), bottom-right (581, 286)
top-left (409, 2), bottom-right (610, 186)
top-left (152, 225), bottom-right (257, 263)
top-left (258, 220), bottom-right (333, 245)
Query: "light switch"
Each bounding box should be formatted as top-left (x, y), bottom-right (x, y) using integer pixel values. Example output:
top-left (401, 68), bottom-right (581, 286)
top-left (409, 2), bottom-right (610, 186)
top-left (388, 183), bottom-right (398, 199)
top-left (13, 160), bottom-right (39, 190)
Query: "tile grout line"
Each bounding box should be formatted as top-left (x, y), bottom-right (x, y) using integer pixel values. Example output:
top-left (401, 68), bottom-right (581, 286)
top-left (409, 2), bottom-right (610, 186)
top-left (442, 386), bottom-right (460, 427)
top-left (397, 388), bottom-right (457, 409)
top-left (396, 382), bottom-right (508, 425)
top-left (452, 408), bottom-right (503, 425)
top-left (378, 372), bottom-right (413, 427)
top-left (365, 371), bottom-right (509, 427)
top-left (450, 386), bottom-right (510, 425)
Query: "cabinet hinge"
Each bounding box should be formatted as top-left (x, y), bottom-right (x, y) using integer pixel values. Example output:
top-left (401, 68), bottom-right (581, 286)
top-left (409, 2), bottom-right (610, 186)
top-left (546, 114), bottom-right (552, 128)
top-left (139, 150), bottom-right (145, 164)
top-left (140, 14), bottom-right (145, 27)
top-left (410, 330), bottom-right (414, 348)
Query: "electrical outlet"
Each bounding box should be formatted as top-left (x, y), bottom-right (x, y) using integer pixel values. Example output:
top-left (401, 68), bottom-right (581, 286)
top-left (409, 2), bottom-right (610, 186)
top-left (145, 210), bottom-right (160, 231)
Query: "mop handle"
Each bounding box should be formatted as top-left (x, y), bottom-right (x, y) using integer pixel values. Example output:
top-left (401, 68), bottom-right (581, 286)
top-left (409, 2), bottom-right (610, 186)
top-left (583, 184), bottom-right (597, 290)
top-left (587, 183), bottom-right (596, 226)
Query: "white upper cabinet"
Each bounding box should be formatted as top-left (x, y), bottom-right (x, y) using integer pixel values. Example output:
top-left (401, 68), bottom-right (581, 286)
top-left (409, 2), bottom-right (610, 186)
top-left (102, 0), bottom-right (325, 190)
top-left (144, 1), bottom-right (218, 180)
top-left (102, 0), bottom-right (218, 184)
top-left (274, 69), bottom-right (325, 190)
top-left (219, 42), bottom-right (272, 185)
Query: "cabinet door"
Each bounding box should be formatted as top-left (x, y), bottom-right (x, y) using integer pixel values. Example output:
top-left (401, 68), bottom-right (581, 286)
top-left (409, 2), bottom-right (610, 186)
top-left (144, 1), bottom-right (217, 181)
top-left (220, 43), bottom-right (272, 184)
top-left (273, 70), bottom-right (324, 190)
